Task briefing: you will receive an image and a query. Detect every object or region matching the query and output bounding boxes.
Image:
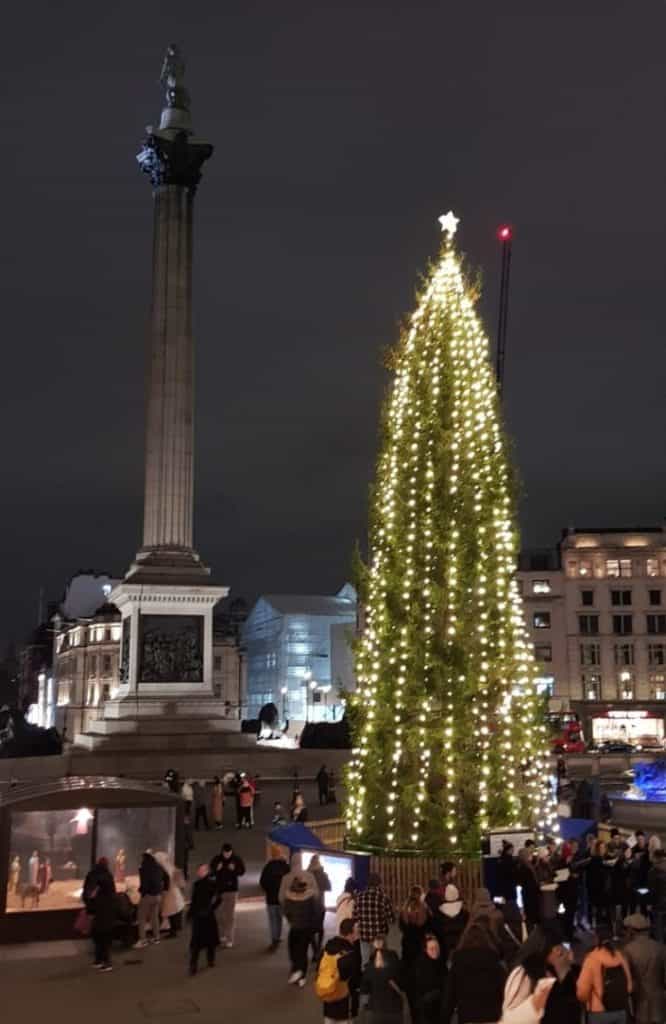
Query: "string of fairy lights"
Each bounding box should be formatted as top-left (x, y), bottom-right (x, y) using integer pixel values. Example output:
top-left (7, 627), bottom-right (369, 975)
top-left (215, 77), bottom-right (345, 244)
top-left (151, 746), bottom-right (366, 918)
top-left (347, 212), bottom-right (558, 852)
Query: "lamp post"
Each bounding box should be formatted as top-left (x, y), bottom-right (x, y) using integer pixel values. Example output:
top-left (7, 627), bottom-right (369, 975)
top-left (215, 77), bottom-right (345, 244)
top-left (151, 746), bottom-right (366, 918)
top-left (280, 686), bottom-right (288, 722)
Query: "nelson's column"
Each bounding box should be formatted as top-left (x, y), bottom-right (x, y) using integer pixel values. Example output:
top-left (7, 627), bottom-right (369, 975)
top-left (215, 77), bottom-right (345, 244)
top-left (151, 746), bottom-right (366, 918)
top-left (80, 47), bottom-right (234, 750)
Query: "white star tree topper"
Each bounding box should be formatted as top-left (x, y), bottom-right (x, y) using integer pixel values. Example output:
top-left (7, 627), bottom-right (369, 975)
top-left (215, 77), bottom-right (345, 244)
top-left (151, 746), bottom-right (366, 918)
top-left (438, 210), bottom-right (460, 238)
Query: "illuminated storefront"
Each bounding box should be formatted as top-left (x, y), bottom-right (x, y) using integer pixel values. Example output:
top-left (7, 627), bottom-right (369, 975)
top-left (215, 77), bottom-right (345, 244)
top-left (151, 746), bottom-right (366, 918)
top-left (572, 702), bottom-right (666, 748)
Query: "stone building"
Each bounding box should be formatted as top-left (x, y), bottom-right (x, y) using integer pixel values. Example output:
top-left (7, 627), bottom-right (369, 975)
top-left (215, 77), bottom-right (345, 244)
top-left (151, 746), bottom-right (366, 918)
top-left (518, 526), bottom-right (666, 747)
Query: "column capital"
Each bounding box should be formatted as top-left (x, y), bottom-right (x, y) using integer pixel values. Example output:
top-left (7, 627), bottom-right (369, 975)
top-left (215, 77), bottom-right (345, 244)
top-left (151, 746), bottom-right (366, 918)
top-left (137, 130), bottom-right (213, 193)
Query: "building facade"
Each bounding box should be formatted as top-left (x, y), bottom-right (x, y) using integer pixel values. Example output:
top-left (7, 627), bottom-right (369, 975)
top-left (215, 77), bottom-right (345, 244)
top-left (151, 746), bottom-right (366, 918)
top-left (243, 584), bottom-right (357, 724)
top-left (518, 526), bottom-right (666, 747)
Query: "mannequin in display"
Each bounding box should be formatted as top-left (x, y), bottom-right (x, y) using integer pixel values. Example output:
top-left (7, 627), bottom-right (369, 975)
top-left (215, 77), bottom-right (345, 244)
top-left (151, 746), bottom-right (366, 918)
top-left (9, 855), bottom-right (20, 894)
top-left (38, 856), bottom-right (52, 893)
top-left (29, 851), bottom-right (39, 887)
top-left (114, 849), bottom-right (126, 885)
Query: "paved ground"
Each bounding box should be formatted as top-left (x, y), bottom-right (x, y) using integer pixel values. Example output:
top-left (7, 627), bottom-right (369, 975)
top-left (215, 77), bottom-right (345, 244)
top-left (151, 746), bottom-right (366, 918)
top-left (0, 903), bottom-right (328, 1024)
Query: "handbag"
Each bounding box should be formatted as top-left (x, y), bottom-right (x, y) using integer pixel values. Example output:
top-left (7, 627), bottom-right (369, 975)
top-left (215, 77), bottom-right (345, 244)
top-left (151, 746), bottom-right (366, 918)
top-left (74, 908), bottom-right (93, 936)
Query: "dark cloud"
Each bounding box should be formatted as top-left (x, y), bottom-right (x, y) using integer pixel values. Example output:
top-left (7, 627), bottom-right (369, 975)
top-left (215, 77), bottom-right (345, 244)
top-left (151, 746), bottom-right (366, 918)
top-left (2, 2), bottom-right (665, 641)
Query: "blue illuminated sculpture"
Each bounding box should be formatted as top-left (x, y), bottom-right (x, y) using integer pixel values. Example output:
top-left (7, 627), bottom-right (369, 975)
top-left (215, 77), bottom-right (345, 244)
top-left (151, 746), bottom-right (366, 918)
top-left (630, 760), bottom-right (666, 800)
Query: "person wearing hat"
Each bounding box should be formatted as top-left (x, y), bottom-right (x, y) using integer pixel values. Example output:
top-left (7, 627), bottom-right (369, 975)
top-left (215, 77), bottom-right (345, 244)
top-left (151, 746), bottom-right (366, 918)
top-left (439, 884), bottom-right (469, 962)
top-left (282, 871), bottom-right (319, 987)
top-left (623, 912), bottom-right (666, 1024)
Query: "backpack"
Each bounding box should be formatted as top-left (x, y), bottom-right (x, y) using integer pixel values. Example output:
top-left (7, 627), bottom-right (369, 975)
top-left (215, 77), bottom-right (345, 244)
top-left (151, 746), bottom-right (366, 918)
top-left (315, 950), bottom-right (349, 1003)
top-left (602, 963), bottom-right (628, 1012)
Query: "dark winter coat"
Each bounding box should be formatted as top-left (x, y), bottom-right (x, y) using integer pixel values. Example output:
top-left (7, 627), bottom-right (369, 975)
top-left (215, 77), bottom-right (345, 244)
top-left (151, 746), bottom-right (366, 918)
top-left (630, 846), bottom-right (650, 894)
top-left (139, 854), bottom-right (165, 897)
top-left (259, 858), bottom-right (289, 905)
top-left (399, 912), bottom-right (430, 966)
top-left (496, 851), bottom-right (518, 902)
top-left (624, 932), bottom-right (666, 1024)
top-left (648, 859), bottom-right (666, 910)
top-left (283, 893), bottom-right (318, 932)
top-left (321, 935), bottom-right (361, 1021)
top-left (516, 860), bottom-right (540, 924)
top-left (439, 908), bottom-right (469, 959)
top-left (541, 964), bottom-right (581, 1024)
top-left (83, 864), bottom-right (116, 932)
top-left (188, 875), bottom-right (220, 949)
top-left (210, 851), bottom-right (246, 893)
top-left (361, 950), bottom-right (403, 1023)
top-left (410, 951), bottom-right (446, 1024)
top-left (586, 855), bottom-right (609, 908)
top-left (442, 945), bottom-right (506, 1024)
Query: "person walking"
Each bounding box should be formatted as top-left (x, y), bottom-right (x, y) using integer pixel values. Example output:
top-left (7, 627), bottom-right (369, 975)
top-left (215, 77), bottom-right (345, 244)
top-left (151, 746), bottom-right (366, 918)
top-left (442, 917), bottom-right (506, 1024)
top-left (576, 924), bottom-right (632, 1024)
top-left (360, 935), bottom-right (404, 1024)
top-left (210, 842), bottom-right (245, 948)
top-left (83, 856), bottom-right (116, 972)
top-left (211, 775), bottom-right (224, 830)
top-left (316, 764), bottom-right (330, 806)
top-left (134, 851), bottom-right (165, 948)
top-left (292, 793), bottom-right (308, 823)
top-left (187, 864), bottom-right (220, 975)
top-left (193, 780), bottom-right (210, 831)
top-left (283, 872), bottom-right (320, 987)
top-left (353, 873), bottom-right (394, 966)
top-left (317, 917), bottom-right (362, 1023)
top-left (439, 884), bottom-right (468, 962)
top-left (516, 848), bottom-right (541, 932)
top-left (336, 878), bottom-right (358, 932)
top-left (237, 777), bottom-right (255, 828)
top-left (398, 885), bottom-right (430, 968)
top-left (259, 844), bottom-right (289, 951)
top-left (411, 933), bottom-right (447, 1024)
top-left (307, 853), bottom-right (332, 954)
top-left (155, 850), bottom-right (185, 937)
top-left (622, 912), bottom-right (666, 1024)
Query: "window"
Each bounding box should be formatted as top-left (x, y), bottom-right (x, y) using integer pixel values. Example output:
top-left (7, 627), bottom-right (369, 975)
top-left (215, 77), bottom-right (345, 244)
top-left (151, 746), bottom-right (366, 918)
top-left (534, 643), bottom-right (552, 663)
top-left (647, 615), bottom-right (666, 635)
top-left (532, 580), bottom-right (551, 594)
top-left (102, 654), bottom-right (112, 675)
top-left (647, 558), bottom-right (659, 578)
top-left (649, 643), bottom-right (666, 667)
top-left (6, 810), bottom-right (93, 913)
top-left (614, 643), bottom-right (634, 666)
top-left (582, 672), bottom-right (601, 700)
top-left (613, 615), bottom-right (633, 635)
top-left (89, 655), bottom-right (97, 677)
top-left (617, 670), bottom-right (634, 700)
top-left (581, 590), bottom-right (595, 606)
top-left (650, 673), bottom-right (666, 700)
top-left (578, 559), bottom-right (593, 578)
top-left (611, 590), bottom-right (632, 606)
top-left (579, 614), bottom-right (599, 635)
top-left (213, 655), bottom-right (222, 672)
top-left (649, 590), bottom-right (662, 606)
top-left (535, 676), bottom-right (554, 696)
top-left (580, 642), bottom-right (601, 666)
top-left (532, 612), bottom-right (551, 629)
top-left (606, 558), bottom-right (632, 578)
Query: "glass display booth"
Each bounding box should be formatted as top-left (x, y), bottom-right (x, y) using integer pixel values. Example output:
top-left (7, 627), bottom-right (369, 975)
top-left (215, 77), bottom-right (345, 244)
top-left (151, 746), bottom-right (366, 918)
top-left (0, 777), bottom-right (183, 942)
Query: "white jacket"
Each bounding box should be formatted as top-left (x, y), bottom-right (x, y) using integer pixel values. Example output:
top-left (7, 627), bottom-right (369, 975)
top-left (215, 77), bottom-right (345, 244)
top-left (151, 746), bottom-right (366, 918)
top-left (155, 853), bottom-right (185, 918)
top-left (501, 966), bottom-right (542, 1024)
top-left (335, 891), bottom-right (355, 931)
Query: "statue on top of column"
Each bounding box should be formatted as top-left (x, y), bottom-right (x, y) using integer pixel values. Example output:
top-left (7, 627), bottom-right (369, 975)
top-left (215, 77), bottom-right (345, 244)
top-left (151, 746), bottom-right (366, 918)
top-left (160, 43), bottom-right (190, 111)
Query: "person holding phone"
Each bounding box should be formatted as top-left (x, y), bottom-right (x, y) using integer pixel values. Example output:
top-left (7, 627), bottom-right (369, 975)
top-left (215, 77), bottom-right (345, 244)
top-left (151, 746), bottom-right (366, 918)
top-left (502, 923), bottom-right (580, 1024)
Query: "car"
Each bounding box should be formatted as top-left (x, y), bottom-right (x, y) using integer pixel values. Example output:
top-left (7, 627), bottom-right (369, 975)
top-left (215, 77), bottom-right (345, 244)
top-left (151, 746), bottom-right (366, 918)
top-left (591, 740), bottom-right (635, 754)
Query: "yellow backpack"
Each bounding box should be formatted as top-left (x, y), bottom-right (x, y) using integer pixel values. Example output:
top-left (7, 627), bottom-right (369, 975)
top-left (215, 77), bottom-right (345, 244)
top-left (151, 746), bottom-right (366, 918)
top-left (315, 951), bottom-right (349, 1002)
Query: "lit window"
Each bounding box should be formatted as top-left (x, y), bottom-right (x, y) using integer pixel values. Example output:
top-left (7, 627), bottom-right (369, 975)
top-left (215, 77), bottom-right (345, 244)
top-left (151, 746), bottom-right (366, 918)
top-left (90, 655), bottom-right (97, 677)
top-left (651, 673), bottom-right (666, 700)
top-left (580, 642), bottom-right (601, 666)
top-left (532, 580), bottom-right (551, 595)
top-left (535, 643), bottom-right (552, 662)
top-left (578, 615), bottom-right (599, 635)
top-left (583, 672), bottom-right (601, 700)
top-left (535, 676), bottom-right (554, 696)
top-left (533, 612), bottom-right (551, 629)
top-left (617, 670), bottom-right (634, 700)
top-left (613, 615), bottom-right (633, 635)
top-left (647, 558), bottom-right (659, 578)
top-left (606, 560), bottom-right (620, 578)
top-left (111, 625), bottom-right (121, 642)
top-left (578, 560), bottom-right (593, 577)
top-left (611, 590), bottom-right (632, 607)
top-left (102, 654), bottom-right (111, 675)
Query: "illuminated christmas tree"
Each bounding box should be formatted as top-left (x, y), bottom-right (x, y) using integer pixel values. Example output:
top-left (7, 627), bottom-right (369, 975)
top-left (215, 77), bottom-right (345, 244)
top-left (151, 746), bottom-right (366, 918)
top-left (346, 213), bottom-right (557, 856)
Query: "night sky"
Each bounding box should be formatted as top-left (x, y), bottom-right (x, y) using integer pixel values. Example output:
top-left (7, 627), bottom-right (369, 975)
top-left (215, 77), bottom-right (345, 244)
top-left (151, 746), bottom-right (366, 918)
top-left (2, 3), bottom-right (665, 645)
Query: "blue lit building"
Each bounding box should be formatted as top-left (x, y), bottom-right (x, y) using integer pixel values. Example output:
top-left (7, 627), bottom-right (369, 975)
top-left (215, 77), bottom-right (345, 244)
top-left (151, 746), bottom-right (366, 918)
top-left (243, 584), bottom-right (357, 723)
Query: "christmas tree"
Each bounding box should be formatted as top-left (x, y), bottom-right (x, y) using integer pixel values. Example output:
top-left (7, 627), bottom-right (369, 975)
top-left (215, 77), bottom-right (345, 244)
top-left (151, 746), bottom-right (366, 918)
top-left (346, 212), bottom-right (557, 857)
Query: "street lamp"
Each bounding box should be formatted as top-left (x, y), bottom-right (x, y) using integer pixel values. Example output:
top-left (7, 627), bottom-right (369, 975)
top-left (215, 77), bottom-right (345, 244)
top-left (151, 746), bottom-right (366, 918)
top-left (280, 686), bottom-right (288, 721)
